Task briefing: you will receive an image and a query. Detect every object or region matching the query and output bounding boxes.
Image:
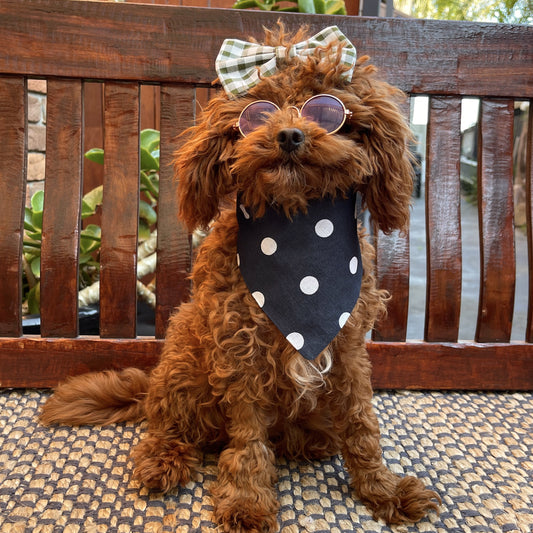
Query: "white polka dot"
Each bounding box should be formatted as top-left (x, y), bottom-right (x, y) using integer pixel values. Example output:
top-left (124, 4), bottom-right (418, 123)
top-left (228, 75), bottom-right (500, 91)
top-left (236, 253), bottom-right (240, 267)
top-left (239, 204), bottom-right (250, 219)
top-left (252, 291), bottom-right (265, 308)
top-left (339, 312), bottom-right (351, 328)
top-left (261, 237), bottom-right (277, 256)
top-left (349, 256), bottom-right (358, 274)
top-left (315, 219), bottom-right (334, 238)
top-left (300, 276), bottom-right (319, 295)
top-left (286, 332), bottom-right (304, 350)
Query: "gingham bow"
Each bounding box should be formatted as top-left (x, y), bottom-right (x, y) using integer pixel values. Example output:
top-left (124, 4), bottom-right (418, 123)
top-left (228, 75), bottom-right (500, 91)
top-left (215, 26), bottom-right (357, 97)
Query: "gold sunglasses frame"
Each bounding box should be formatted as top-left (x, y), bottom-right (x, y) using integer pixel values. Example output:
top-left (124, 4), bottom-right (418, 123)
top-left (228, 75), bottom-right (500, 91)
top-left (235, 93), bottom-right (352, 137)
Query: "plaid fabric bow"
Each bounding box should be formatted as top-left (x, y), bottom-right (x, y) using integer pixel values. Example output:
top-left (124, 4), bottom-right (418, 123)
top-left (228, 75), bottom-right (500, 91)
top-left (215, 26), bottom-right (357, 97)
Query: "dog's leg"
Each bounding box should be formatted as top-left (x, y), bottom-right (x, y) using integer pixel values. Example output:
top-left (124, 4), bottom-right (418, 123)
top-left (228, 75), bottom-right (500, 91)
top-left (131, 367), bottom-right (206, 493)
top-left (331, 347), bottom-right (440, 524)
top-left (211, 400), bottom-right (279, 533)
top-left (341, 404), bottom-right (439, 523)
top-left (131, 426), bottom-right (202, 493)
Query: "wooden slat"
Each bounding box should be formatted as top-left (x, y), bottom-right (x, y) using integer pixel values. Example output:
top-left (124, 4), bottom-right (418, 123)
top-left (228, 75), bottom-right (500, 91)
top-left (0, 77), bottom-right (26, 337)
top-left (40, 79), bottom-right (83, 337)
top-left (99, 82), bottom-right (140, 338)
top-left (0, 0), bottom-right (531, 98)
top-left (0, 337), bottom-right (161, 388)
top-left (0, 337), bottom-right (531, 390)
top-left (424, 96), bottom-right (462, 342)
top-left (526, 102), bottom-right (533, 342)
top-left (368, 341), bottom-right (533, 391)
top-left (140, 84), bottom-right (160, 131)
top-left (372, 229), bottom-right (410, 341)
top-left (372, 98), bottom-right (411, 342)
top-left (476, 99), bottom-right (515, 343)
top-left (155, 84), bottom-right (194, 338)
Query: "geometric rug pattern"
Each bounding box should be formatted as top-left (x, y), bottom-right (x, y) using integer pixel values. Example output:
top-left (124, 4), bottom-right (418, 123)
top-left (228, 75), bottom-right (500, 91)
top-left (0, 390), bottom-right (531, 532)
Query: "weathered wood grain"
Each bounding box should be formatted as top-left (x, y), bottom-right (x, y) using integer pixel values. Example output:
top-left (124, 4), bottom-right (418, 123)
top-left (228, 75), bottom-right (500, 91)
top-left (475, 99), bottom-right (515, 343)
top-left (0, 1), bottom-right (531, 390)
top-left (372, 229), bottom-right (410, 342)
top-left (0, 77), bottom-right (26, 337)
top-left (40, 79), bottom-right (84, 338)
top-left (0, 337), bottom-right (161, 388)
top-left (372, 98), bottom-right (411, 342)
top-left (424, 96), bottom-right (462, 342)
top-left (368, 341), bottom-right (533, 390)
top-left (0, 0), bottom-right (531, 98)
top-left (155, 84), bottom-right (194, 337)
top-left (0, 337), bottom-right (531, 390)
top-left (99, 82), bottom-right (140, 338)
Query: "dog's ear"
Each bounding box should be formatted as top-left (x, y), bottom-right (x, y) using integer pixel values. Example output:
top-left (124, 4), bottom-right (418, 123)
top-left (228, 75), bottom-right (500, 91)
top-left (174, 98), bottom-right (237, 232)
top-left (354, 80), bottom-right (414, 235)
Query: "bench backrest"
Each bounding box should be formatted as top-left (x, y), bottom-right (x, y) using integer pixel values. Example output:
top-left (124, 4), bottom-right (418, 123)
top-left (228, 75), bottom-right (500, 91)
top-left (0, 0), bottom-right (531, 389)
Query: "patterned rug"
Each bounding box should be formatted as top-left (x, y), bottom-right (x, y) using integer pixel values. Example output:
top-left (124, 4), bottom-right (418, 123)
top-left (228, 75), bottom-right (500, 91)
top-left (0, 390), bottom-right (531, 533)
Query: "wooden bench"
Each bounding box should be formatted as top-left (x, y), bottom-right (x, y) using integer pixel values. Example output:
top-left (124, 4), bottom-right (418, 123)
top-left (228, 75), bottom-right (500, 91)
top-left (0, 0), bottom-right (531, 390)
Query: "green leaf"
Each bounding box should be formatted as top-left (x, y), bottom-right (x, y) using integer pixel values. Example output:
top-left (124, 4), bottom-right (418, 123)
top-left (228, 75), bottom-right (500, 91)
top-left (325, 0), bottom-right (345, 13)
top-left (85, 148), bottom-right (104, 165)
top-left (139, 200), bottom-right (157, 226)
top-left (31, 190), bottom-right (44, 213)
top-left (140, 146), bottom-right (159, 172)
top-left (313, 0), bottom-right (326, 13)
top-left (80, 224), bottom-right (102, 255)
top-left (25, 232), bottom-right (42, 242)
top-left (27, 283), bottom-right (40, 315)
top-left (28, 190), bottom-right (44, 230)
top-left (79, 254), bottom-right (100, 267)
top-left (24, 207), bottom-right (36, 232)
top-left (298, 0), bottom-right (315, 12)
top-left (233, 0), bottom-right (264, 7)
top-left (234, 0), bottom-right (277, 9)
top-left (140, 129), bottom-right (160, 153)
top-left (30, 256), bottom-right (41, 278)
top-left (23, 239), bottom-right (41, 252)
top-left (31, 211), bottom-right (43, 231)
top-left (140, 171), bottom-right (159, 198)
top-left (138, 219), bottom-right (151, 242)
top-left (81, 185), bottom-right (103, 219)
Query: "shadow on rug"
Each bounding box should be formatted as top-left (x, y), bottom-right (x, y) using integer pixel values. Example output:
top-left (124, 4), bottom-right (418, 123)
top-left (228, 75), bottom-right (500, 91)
top-left (0, 390), bottom-right (531, 532)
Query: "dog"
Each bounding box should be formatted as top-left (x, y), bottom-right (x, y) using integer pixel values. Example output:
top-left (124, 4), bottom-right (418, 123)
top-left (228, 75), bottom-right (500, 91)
top-left (41, 24), bottom-right (440, 532)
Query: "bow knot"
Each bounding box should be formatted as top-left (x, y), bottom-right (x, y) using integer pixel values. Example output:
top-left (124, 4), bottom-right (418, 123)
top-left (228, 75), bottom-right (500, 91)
top-left (275, 45), bottom-right (293, 61)
top-left (215, 26), bottom-right (357, 97)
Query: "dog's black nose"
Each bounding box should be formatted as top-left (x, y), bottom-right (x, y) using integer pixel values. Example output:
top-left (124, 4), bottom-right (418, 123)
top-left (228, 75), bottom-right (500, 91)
top-left (277, 128), bottom-right (305, 153)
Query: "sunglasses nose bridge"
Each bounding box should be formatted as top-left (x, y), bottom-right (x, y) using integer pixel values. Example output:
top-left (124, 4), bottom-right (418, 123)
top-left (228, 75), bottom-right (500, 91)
top-left (287, 105), bottom-right (301, 119)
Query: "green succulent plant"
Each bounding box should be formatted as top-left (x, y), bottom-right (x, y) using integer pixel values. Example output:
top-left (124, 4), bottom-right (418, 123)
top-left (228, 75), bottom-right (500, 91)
top-left (23, 129), bottom-right (160, 315)
top-left (233, 0), bottom-right (346, 14)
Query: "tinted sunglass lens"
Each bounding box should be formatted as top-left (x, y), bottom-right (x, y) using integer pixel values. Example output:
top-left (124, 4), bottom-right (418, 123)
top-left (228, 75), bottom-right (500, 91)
top-left (301, 95), bottom-right (346, 133)
top-left (238, 101), bottom-right (278, 136)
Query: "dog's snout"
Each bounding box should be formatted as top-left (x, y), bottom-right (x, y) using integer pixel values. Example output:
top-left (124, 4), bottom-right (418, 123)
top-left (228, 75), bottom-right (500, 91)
top-left (277, 128), bottom-right (305, 153)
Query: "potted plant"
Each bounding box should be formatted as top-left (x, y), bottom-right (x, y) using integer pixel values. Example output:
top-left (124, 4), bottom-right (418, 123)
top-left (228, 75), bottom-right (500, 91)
top-left (22, 129), bottom-right (161, 334)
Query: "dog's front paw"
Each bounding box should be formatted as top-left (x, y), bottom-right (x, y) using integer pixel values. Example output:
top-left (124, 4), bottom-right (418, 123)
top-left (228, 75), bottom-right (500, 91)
top-left (212, 483), bottom-right (279, 533)
top-left (131, 437), bottom-right (200, 493)
top-left (363, 474), bottom-right (441, 524)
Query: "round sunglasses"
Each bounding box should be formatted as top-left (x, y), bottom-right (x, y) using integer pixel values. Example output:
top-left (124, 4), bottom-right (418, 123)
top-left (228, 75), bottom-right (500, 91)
top-left (235, 94), bottom-right (352, 137)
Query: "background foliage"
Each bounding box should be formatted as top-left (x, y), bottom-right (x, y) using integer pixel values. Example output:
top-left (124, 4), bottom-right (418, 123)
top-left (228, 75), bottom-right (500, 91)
top-left (395, 0), bottom-right (532, 24)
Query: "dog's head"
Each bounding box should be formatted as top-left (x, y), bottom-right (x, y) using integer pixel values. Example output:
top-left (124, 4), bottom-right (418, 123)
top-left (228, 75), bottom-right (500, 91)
top-left (175, 24), bottom-right (413, 234)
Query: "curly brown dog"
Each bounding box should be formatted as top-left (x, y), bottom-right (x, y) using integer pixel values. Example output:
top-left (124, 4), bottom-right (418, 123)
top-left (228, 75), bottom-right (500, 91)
top-left (42, 24), bottom-right (440, 532)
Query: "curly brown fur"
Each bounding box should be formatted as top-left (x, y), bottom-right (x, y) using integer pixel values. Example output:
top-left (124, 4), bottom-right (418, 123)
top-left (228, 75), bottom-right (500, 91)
top-left (41, 24), bottom-right (440, 532)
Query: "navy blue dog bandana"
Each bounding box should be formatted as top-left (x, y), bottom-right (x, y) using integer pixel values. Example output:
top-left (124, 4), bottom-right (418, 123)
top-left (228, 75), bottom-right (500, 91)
top-left (237, 191), bottom-right (363, 360)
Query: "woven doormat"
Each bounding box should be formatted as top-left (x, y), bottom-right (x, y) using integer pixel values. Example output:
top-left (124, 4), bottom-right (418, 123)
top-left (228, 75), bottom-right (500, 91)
top-left (0, 390), bottom-right (531, 533)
